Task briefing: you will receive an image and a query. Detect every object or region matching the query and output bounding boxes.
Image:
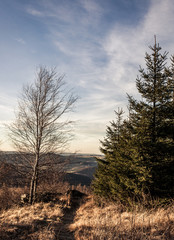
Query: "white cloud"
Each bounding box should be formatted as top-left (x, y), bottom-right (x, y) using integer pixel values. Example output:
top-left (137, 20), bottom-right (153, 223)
top-left (79, 0), bottom-right (101, 13)
top-left (2, 0), bottom-right (174, 153)
top-left (101, 0), bottom-right (174, 101)
top-left (78, 0), bottom-right (103, 26)
top-left (143, 0), bottom-right (174, 39)
top-left (15, 38), bottom-right (26, 45)
top-left (68, 0), bottom-right (174, 153)
top-left (26, 7), bottom-right (43, 17)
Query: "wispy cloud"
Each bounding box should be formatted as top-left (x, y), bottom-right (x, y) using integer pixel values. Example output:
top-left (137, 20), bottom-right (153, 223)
top-left (26, 7), bottom-right (43, 17)
top-left (143, 0), bottom-right (174, 39)
top-left (101, 0), bottom-right (174, 99)
top-left (1, 0), bottom-right (174, 153)
top-left (24, 0), bottom-right (174, 153)
top-left (79, 0), bottom-right (102, 14)
top-left (15, 38), bottom-right (26, 45)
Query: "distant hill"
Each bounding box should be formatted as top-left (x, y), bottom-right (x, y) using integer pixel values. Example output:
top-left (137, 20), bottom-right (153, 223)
top-left (60, 154), bottom-right (99, 186)
top-left (74, 166), bottom-right (96, 179)
top-left (0, 152), bottom-right (102, 187)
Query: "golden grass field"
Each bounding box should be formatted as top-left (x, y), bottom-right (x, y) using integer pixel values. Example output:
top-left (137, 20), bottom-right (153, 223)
top-left (0, 186), bottom-right (66, 239)
top-left (0, 202), bottom-right (63, 240)
top-left (70, 196), bottom-right (174, 240)
top-left (0, 186), bottom-right (174, 239)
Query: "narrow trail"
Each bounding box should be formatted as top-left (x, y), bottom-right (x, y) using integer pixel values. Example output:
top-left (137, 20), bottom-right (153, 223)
top-left (53, 205), bottom-right (78, 240)
top-left (53, 190), bottom-right (87, 239)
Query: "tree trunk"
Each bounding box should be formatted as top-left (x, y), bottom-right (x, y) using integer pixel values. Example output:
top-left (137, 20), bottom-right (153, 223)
top-left (29, 174), bottom-right (35, 204)
top-left (33, 171), bottom-right (38, 203)
top-left (29, 155), bottom-right (39, 204)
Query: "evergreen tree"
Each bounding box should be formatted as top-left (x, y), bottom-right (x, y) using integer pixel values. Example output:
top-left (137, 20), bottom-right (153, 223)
top-left (93, 109), bottom-right (148, 203)
top-left (93, 38), bottom-right (174, 203)
top-left (128, 38), bottom-right (174, 197)
top-left (92, 109), bottom-right (124, 200)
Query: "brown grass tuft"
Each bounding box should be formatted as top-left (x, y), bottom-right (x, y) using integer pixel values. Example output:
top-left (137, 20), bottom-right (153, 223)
top-left (0, 202), bottom-right (63, 225)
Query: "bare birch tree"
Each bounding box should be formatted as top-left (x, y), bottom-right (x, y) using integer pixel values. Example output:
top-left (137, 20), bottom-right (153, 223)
top-left (8, 66), bottom-right (77, 204)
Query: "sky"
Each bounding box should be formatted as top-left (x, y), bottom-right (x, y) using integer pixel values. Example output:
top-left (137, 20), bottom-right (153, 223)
top-left (0, 0), bottom-right (174, 154)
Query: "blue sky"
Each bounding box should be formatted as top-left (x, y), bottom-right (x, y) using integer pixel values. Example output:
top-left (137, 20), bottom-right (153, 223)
top-left (0, 0), bottom-right (174, 153)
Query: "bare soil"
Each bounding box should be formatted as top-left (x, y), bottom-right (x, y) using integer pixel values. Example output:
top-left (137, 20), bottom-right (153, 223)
top-left (53, 206), bottom-right (77, 240)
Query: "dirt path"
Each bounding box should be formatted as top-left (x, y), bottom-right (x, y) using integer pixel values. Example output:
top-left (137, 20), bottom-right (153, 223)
top-left (54, 190), bottom-right (86, 239)
top-left (54, 206), bottom-right (77, 240)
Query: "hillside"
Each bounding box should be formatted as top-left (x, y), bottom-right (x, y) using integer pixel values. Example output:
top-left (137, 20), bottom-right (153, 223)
top-left (62, 154), bottom-right (99, 186)
top-left (0, 152), bottom-right (100, 187)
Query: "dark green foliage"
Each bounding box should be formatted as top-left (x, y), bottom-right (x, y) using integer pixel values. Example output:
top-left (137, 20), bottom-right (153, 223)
top-left (128, 38), bottom-right (174, 197)
top-left (93, 109), bottom-right (149, 203)
top-left (93, 38), bottom-right (174, 203)
top-left (92, 109), bottom-right (123, 199)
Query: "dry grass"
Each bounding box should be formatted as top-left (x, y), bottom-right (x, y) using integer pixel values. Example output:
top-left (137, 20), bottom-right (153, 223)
top-left (0, 181), bottom-right (71, 212)
top-left (0, 186), bottom-right (26, 211)
top-left (1, 186), bottom-right (174, 240)
top-left (0, 202), bottom-right (63, 240)
top-left (0, 202), bottom-right (63, 224)
top-left (70, 196), bottom-right (174, 240)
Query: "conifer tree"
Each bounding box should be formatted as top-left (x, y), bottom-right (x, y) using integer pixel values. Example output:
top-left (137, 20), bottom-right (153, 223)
top-left (93, 38), bottom-right (174, 203)
top-left (92, 109), bottom-right (124, 199)
top-left (93, 109), bottom-right (148, 202)
top-left (128, 37), bottom-right (174, 197)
